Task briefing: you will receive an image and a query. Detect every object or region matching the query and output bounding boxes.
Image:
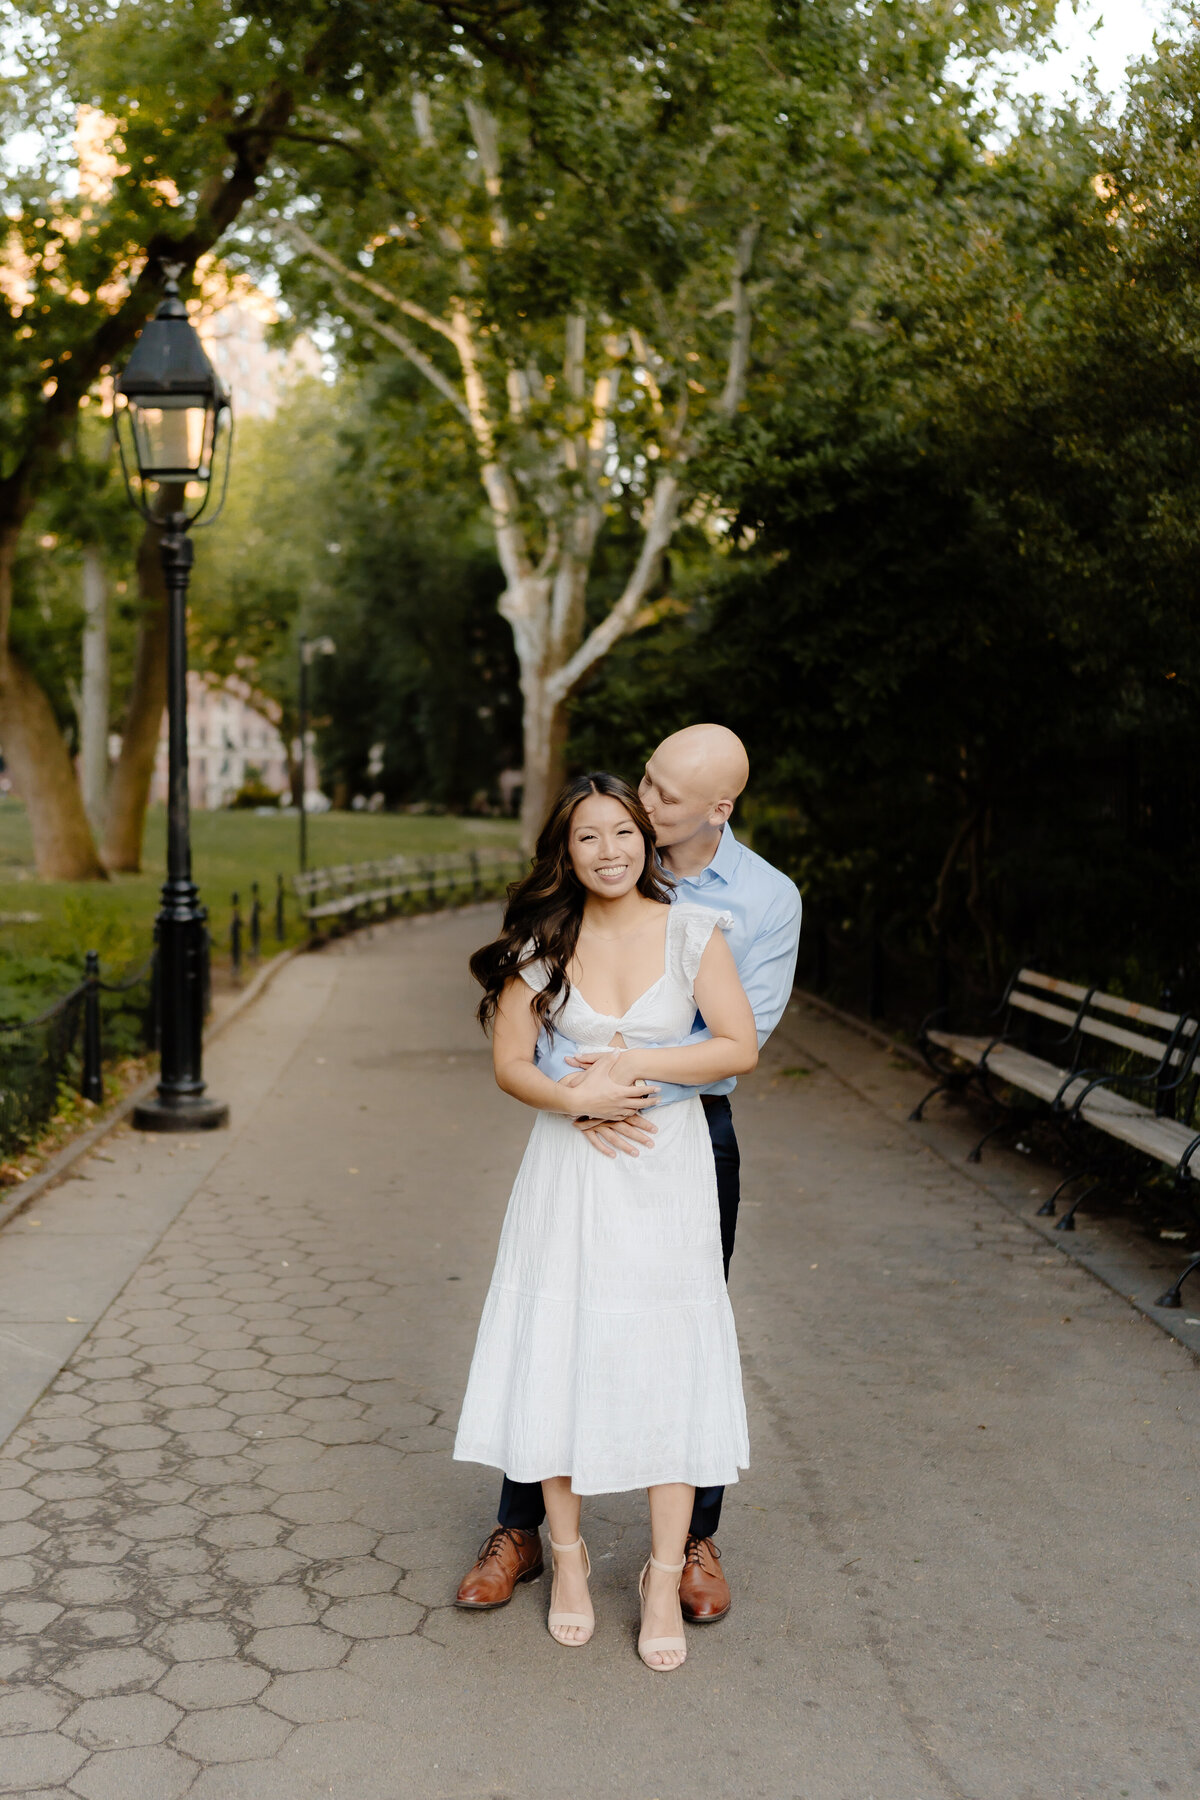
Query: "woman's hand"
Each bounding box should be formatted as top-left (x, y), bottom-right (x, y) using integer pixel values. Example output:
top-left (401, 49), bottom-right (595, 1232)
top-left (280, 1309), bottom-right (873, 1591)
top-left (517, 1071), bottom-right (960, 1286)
top-left (566, 1051), bottom-right (659, 1121)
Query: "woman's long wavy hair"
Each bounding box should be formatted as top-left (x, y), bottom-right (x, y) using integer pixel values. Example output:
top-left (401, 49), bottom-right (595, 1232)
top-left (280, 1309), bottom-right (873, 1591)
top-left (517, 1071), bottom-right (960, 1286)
top-left (470, 772), bottom-right (673, 1034)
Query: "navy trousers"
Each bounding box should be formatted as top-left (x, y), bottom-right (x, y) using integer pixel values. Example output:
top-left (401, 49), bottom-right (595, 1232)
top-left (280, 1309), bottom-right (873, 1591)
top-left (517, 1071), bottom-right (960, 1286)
top-left (496, 1094), bottom-right (741, 1541)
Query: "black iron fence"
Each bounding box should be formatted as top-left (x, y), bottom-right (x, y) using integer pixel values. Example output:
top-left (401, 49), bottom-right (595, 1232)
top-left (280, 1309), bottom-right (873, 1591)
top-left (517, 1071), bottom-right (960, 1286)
top-left (0, 949), bottom-right (159, 1165)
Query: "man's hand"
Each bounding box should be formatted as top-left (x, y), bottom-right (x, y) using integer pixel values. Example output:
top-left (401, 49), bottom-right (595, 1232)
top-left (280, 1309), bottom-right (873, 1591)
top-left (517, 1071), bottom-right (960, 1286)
top-left (574, 1114), bottom-right (659, 1159)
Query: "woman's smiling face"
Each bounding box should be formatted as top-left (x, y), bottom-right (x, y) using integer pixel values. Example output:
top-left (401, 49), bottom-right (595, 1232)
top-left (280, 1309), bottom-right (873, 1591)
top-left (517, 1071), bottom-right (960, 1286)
top-left (568, 793), bottom-right (647, 899)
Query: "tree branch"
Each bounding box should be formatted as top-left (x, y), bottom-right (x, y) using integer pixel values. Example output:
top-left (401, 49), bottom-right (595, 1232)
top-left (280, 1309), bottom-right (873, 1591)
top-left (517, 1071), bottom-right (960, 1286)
top-left (330, 286), bottom-right (471, 423)
top-left (282, 220), bottom-right (458, 343)
top-left (547, 474), bottom-right (681, 700)
top-left (718, 220), bottom-right (760, 419)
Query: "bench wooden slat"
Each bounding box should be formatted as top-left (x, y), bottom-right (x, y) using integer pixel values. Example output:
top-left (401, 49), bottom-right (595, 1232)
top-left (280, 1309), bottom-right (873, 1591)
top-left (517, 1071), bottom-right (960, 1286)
top-left (1090, 990), bottom-right (1191, 1035)
top-left (1008, 993), bottom-right (1083, 1031)
top-left (1076, 1014), bottom-right (1177, 1063)
top-left (1019, 969), bottom-right (1089, 1003)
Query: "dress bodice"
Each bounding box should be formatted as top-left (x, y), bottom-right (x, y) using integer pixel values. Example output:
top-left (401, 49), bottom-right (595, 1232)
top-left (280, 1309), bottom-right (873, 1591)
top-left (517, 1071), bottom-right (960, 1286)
top-left (520, 902), bottom-right (734, 1050)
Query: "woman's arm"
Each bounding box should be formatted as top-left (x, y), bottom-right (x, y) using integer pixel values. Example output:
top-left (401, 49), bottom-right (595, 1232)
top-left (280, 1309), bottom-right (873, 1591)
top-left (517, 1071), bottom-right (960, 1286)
top-left (615, 930), bottom-right (758, 1086)
top-left (492, 978), bottom-right (658, 1119)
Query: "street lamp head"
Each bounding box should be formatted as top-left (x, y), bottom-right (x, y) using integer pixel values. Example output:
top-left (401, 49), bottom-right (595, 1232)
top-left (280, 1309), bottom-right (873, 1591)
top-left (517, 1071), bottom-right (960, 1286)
top-left (113, 262), bottom-right (232, 526)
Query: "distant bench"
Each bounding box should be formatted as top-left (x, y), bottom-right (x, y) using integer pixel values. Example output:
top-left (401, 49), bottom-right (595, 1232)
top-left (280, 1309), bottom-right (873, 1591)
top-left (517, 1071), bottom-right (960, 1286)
top-left (913, 967), bottom-right (1200, 1305)
top-left (294, 846), bottom-right (527, 932)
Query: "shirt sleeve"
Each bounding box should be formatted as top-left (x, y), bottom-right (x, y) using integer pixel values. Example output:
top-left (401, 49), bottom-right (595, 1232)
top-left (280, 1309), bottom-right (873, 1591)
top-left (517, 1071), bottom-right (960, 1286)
top-left (534, 1025), bottom-right (580, 1083)
top-left (742, 884), bottom-right (803, 1047)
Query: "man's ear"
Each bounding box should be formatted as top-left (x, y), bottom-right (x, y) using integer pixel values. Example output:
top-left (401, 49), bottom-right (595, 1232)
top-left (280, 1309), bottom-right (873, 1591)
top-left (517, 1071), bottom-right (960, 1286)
top-left (709, 798), bottom-right (734, 827)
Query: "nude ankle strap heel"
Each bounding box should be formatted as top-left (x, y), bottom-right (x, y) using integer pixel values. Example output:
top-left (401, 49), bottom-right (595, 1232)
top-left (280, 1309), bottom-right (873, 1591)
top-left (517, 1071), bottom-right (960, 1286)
top-left (638, 1555), bottom-right (687, 1672)
top-left (547, 1537), bottom-right (593, 1647)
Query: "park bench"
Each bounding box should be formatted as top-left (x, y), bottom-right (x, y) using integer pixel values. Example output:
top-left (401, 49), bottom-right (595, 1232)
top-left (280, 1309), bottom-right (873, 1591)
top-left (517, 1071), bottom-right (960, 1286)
top-left (293, 845), bottom-right (527, 932)
top-left (913, 968), bottom-right (1200, 1302)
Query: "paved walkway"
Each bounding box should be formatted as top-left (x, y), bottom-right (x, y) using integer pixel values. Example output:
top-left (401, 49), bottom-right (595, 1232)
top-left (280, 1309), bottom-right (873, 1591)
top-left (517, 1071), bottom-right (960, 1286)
top-left (0, 908), bottom-right (1196, 1800)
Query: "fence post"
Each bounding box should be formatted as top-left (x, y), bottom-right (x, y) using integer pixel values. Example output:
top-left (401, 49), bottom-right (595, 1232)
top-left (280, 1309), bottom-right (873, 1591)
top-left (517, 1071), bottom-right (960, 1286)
top-left (231, 892), bottom-right (243, 980)
top-left (275, 873), bottom-right (285, 943)
top-left (81, 950), bottom-right (103, 1105)
top-left (250, 881), bottom-right (262, 964)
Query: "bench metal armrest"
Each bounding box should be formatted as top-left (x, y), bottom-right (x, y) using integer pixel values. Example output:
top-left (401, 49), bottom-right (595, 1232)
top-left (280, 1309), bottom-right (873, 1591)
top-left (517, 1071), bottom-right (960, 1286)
top-left (1066, 1057), bottom-right (1193, 1120)
top-left (1175, 1133), bottom-right (1200, 1183)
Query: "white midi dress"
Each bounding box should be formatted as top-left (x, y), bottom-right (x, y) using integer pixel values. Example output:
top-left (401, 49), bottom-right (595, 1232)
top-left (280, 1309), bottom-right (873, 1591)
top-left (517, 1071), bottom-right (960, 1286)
top-left (453, 902), bottom-right (750, 1496)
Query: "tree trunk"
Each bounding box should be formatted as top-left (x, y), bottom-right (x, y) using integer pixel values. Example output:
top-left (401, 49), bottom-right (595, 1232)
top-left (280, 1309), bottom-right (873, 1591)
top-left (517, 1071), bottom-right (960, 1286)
top-left (518, 674), bottom-right (570, 852)
top-left (101, 515), bottom-right (171, 872)
top-left (79, 545), bottom-right (110, 832)
top-left (0, 521), bottom-right (106, 880)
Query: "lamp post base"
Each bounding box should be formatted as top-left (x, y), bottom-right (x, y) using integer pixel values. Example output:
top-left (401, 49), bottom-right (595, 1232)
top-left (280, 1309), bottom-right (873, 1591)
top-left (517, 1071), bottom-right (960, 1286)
top-left (133, 1092), bottom-right (230, 1133)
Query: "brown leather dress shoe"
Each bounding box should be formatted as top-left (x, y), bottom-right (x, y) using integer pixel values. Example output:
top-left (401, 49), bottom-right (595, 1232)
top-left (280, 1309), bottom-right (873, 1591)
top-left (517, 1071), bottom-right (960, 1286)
top-left (679, 1534), bottom-right (730, 1624)
top-left (455, 1526), bottom-right (545, 1610)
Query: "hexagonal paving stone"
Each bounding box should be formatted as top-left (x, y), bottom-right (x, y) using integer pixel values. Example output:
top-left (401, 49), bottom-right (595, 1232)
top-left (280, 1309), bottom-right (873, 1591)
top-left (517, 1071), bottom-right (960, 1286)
top-left (64, 1693), bottom-right (183, 1749)
top-left (319, 1594), bottom-right (422, 1638)
top-left (306, 1558), bottom-right (398, 1599)
top-left (68, 1743), bottom-right (195, 1800)
top-left (170, 1703), bottom-right (293, 1762)
top-left (219, 1547), bottom-right (306, 1584)
top-left (0, 1687), bottom-right (70, 1734)
top-left (257, 1668), bottom-right (374, 1725)
top-left (141, 1543), bottom-right (210, 1577)
top-left (0, 1730), bottom-right (87, 1791)
top-left (269, 1490), bottom-right (354, 1526)
top-left (0, 1488), bottom-right (41, 1522)
top-left (156, 1657), bottom-right (270, 1710)
top-left (1, 1598), bottom-right (63, 1634)
top-left (246, 1625), bottom-right (347, 1671)
top-left (275, 1376), bottom-right (345, 1399)
top-left (58, 1531), bottom-right (133, 1567)
top-left (244, 1438), bottom-right (325, 1469)
top-left (201, 1515), bottom-right (284, 1550)
top-left (29, 1474), bottom-right (106, 1503)
top-left (47, 1568), bottom-right (135, 1607)
top-left (117, 1506), bottom-right (203, 1542)
top-left (151, 1619), bottom-right (239, 1662)
top-left (0, 1521), bottom-right (48, 1557)
top-left (160, 1408), bottom-right (233, 1435)
top-left (0, 1559), bottom-right (48, 1597)
top-left (58, 1646), bottom-right (168, 1698)
top-left (287, 1523), bottom-right (377, 1560)
top-left (234, 1586), bottom-right (324, 1630)
top-left (304, 1420), bottom-right (378, 1446)
top-left (67, 1608), bottom-right (141, 1641)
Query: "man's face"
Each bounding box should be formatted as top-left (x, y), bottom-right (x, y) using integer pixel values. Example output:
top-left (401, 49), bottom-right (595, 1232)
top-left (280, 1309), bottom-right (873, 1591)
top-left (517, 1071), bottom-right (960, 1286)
top-left (638, 751), bottom-right (721, 848)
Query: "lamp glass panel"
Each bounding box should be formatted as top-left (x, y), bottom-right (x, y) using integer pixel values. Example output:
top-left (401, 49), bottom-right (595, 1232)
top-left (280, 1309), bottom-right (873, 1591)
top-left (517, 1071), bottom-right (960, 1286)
top-left (129, 395), bottom-right (214, 481)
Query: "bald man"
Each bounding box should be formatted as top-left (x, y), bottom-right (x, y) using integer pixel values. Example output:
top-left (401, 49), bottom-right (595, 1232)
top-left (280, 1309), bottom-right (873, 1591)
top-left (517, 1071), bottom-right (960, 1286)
top-left (455, 726), bottom-right (802, 1626)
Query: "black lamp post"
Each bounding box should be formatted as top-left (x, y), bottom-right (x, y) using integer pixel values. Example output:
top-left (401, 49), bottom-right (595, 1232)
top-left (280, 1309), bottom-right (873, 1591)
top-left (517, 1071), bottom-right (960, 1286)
top-left (297, 634), bottom-right (336, 875)
top-left (113, 263), bottom-right (231, 1132)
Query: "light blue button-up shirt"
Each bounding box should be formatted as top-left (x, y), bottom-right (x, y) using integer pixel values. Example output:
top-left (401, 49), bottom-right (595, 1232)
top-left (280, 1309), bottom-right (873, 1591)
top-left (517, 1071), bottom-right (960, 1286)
top-left (535, 824), bottom-right (802, 1105)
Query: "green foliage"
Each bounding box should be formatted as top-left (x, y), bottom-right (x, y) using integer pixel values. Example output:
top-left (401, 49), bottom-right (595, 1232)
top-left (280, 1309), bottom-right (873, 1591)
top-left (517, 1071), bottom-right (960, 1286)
top-left (573, 21), bottom-right (1200, 1013)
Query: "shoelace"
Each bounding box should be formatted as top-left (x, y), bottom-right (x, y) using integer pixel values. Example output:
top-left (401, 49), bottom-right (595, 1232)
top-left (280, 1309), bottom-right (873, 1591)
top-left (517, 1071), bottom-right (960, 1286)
top-left (684, 1534), bottom-right (721, 1567)
top-left (475, 1526), bottom-right (530, 1565)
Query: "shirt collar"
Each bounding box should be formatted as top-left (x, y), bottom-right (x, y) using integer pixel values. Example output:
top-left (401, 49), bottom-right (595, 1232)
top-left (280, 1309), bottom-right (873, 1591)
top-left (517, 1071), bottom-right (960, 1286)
top-left (668, 823), bottom-right (740, 887)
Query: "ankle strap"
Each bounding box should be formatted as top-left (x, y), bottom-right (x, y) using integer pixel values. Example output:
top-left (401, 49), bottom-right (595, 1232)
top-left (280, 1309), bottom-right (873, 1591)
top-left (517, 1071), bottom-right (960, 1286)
top-left (648, 1554), bottom-right (686, 1573)
top-left (549, 1536), bottom-right (583, 1553)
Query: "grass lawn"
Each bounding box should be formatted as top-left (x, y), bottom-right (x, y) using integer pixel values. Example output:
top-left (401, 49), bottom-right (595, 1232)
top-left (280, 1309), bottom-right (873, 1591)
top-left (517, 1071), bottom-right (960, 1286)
top-left (0, 801), bottom-right (521, 1015)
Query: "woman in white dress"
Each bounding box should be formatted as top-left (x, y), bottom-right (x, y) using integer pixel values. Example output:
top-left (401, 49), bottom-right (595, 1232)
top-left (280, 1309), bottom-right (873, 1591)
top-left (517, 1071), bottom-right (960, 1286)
top-left (454, 772), bottom-right (757, 1672)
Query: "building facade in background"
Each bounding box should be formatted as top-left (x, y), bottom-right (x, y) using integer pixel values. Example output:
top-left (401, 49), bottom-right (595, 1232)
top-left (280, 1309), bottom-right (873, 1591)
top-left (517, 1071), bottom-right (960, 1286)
top-left (151, 672), bottom-right (290, 811)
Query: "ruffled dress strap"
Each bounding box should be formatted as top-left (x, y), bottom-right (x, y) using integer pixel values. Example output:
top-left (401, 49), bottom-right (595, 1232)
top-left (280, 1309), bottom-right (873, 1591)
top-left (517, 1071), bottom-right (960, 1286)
top-left (667, 903), bottom-right (735, 997)
top-left (516, 939), bottom-right (552, 993)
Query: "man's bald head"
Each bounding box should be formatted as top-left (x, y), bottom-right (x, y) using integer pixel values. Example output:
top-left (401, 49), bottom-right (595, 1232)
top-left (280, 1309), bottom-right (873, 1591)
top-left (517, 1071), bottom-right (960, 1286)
top-left (654, 724), bottom-right (749, 805)
top-left (638, 724), bottom-right (750, 865)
